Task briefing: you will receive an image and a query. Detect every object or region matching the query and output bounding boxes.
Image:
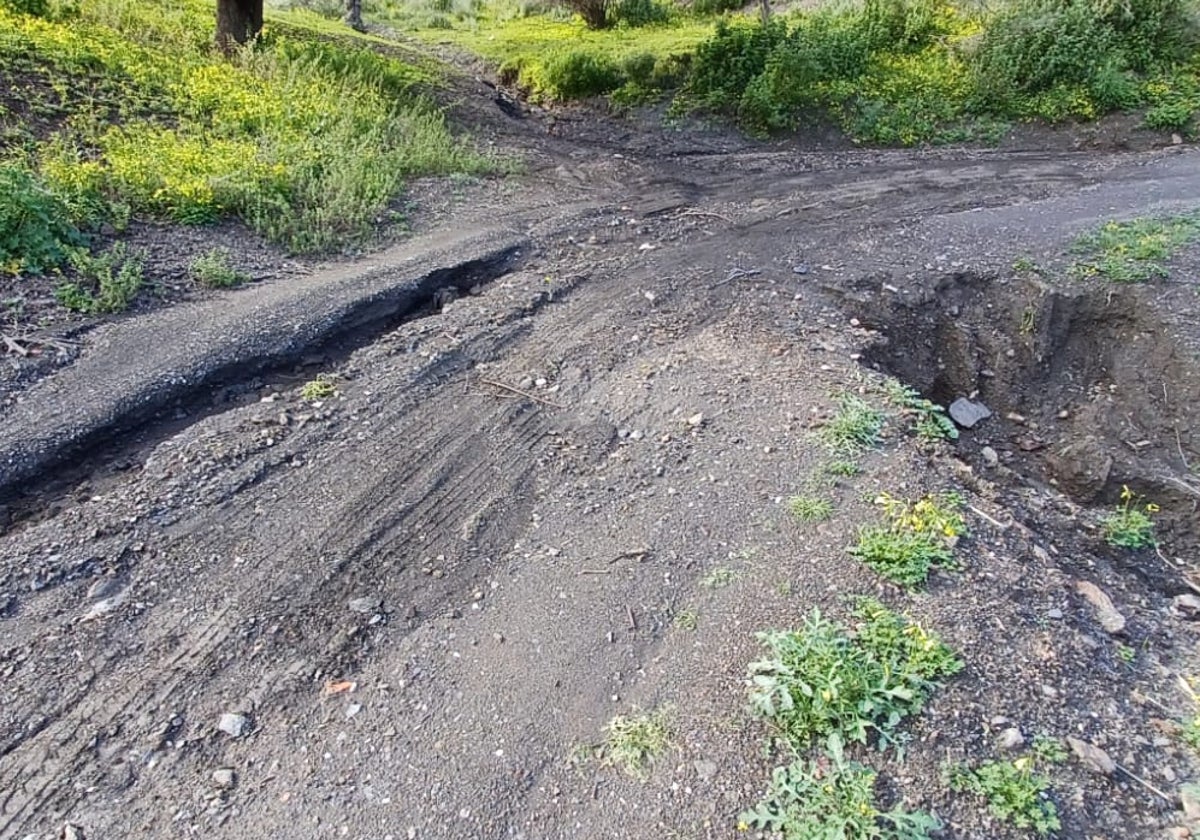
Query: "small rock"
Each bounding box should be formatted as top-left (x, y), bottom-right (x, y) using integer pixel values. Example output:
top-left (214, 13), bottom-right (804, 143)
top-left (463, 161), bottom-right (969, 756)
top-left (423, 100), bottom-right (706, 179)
top-left (81, 593), bottom-right (125, 622)
top-left (1075, 580), bottom-right (1126, 634)
top-left (1045, 436), bottom-right (1112, 502)
top-left (792, 263), bottom-right (810, 275)
top-left (1172, 594), bottom-right (1200, 619)
top-left (1173, 133), bottom-right (1185, 145)
top-left (687, 413), bottom-right (704, 427)
top-left (981, 446), bottom-right (999, 468)
top-left (948, 398), bottom-right (992, 429)
top-left (694, 759), bottom-right (718, 781)
top-left (86, 577), bottom-right (122, 601)
top-left (346, 703), bottom-right (362, 719)
top-left (349, 596), bottom-right (382, 614)
top-left (1182, 783), bottom-right (1200, 820)
top-left (1041, 684), bottom-right (1058, 698)
top-left (1067, 736), bottom-right (1116, 775)
top-left (1046, 608), bottom-right (1064, 620)
top-left (63, 824), bottom-right (85, 840)
top-left (218, 713), bottom-right (250, 738)
top-left (999, 727), bottom-right (1025, 751)
top-left (212, 769), bottom-right (236, 789)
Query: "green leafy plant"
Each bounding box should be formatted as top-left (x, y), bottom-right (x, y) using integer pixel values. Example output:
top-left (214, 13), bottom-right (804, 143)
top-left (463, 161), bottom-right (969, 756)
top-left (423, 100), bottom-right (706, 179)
top-left (1031, 734), bottom-right (1068, 765)
top-left (600, 707), bottom-right (671, 777)
top-left (822, 459), bottom-right (862, 478)
top-left (739, 735), bottom-right (941, 840)
top-left (747, 598), bottom-right (962, 752)
top-left (788, 494), bottom-right (834, 522)
top-left (948, 756), bottom-right (1061, 836)
top-left (1101, 484), bottom-right (1157, 549)
top-left (301, 373), bottom-right (338, 401)
top-left (55, 243), bottom-right (145, 314)
top-left (881, 380), bottom-right (958, 443)
top-left (0, 162), bottom-right (84, 276)
top-left (1071, 212), bottom-right (1200, 283)
top-left (817, 392), bottom-right (886, 456)
top-left (1180, 677), bottom-right (1200, 752)
top-left (849, 492), bottom-right (966, 587)
top-left (190, 248), bottom-right (250, 288)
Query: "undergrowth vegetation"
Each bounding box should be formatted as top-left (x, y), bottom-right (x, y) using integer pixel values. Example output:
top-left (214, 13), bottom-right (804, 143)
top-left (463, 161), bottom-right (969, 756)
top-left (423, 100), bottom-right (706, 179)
top-left (0, 0), bottom-right (497, 289)
top-left (849, 491), bottom-right (966, 586)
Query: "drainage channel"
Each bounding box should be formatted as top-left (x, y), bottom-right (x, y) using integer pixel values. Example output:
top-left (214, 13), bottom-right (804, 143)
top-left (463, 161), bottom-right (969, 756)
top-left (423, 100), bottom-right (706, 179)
top-left (844, 269), bottom-right (1200, 590)
top-left (0, 243), bottom-right (526, 529)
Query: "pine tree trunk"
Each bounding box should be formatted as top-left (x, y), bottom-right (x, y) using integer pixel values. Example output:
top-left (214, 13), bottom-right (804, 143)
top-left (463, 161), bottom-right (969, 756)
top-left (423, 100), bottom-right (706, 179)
top-left (759, 0), bottom-right (770, 24)
top-left (216, 0), bottom-right (263, 54)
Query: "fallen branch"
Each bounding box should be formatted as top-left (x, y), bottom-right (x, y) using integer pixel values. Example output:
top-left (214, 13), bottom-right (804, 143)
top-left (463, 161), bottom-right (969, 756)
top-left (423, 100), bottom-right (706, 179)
top-left (1, 334), bottom-right (29, 356)
top-left (477, 377), bottom-right (564, 409)
top-left (710, 267), bottom-right (761, 289)
top-left (1114, 762), bottom-right (1174, 804)
top-left (678, 208), bottom-right (733, 223)
top-left (967, 504), bottom-right (1011, 531)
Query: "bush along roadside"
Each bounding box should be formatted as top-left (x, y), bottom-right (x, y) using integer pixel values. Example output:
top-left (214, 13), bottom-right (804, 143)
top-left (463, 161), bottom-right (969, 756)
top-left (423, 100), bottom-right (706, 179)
top-left (667, 0), bottom-right (1200, 142)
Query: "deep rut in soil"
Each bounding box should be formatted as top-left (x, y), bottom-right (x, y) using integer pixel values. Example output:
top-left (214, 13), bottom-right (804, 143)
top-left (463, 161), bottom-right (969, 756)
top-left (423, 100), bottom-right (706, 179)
top-left (849, 269), bottom-right (1200, 585)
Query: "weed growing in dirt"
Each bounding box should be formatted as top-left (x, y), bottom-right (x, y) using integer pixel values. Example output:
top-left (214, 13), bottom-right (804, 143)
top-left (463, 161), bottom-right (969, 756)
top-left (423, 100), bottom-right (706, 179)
top-left (747, 598), bottom-right (961, 752)
top-left (822, 459), bottom-right (862, 478)
top-left (738, 735), bottom-right (941, 839)
top-left (817, 392), bottom-right (885, 456)
top-left (947, 756), bottom-right (1061, 836)
top-left (1115, 642), bottom-right (1137, 664)
top-left (1101, 485), bottom-right (1158, 549)
top-left (301, 373), bottom-right (338, 401)
top-left (1072, 212), bottom-right (1200, 283)
top-left (55, 243), bottom-right (145, 314)
top-left (881, 380), bottom-right (958, 444)
top-left (1031, 734), bottom-right (1068, 765)
top-left (787, 494), bottom-right (834, 523)
top-left (673, 607), bottom-right (698, 630)
top-left (849, 492), bottom-right (966, 587)
top-left (700, 567), bottom-right (736, 589)
top-left (1180, 677), bottom-right (1200, 752)
top-left (190, 248), bottom-right (250, 288)
top-left (600, 707), bottom-right (671, 778)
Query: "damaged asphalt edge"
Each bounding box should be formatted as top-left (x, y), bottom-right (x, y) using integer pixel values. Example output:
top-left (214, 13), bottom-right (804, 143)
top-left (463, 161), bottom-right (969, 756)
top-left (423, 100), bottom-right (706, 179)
top-left (0, 228), bottom-right (529, 500)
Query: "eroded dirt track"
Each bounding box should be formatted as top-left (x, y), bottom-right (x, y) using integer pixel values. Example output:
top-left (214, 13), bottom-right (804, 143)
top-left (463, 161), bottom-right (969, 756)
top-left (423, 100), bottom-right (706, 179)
top-left (2, 111), bottom-right (1200, 839)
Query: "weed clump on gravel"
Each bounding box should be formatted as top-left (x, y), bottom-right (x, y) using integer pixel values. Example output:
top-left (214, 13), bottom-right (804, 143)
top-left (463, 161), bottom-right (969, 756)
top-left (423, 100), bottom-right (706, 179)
top-left (599, 707), bottom-right (671, 777)
top-left (55, 243), bottom-right (145, 314)
top-left (747, 598), bottom-right (961, 753)
top-left (739, 734), bottom-right (942, 840)
top-left (787, 494), bottom-right (834, 522)
top-left (817, 392), bottom-right (885, 456)
top-left (191, 248), bottom-right (251, 288)
top-left (881, 379), bottom-right (958, 443)
top-left (301, 373), bottom-right (338, 401)
top-left (849, 492), bottom-right (966, 587)
top-left (1100, 485), bottom-right (1158, 549)
top-left (947, 755), bottom-right (1061, 836)
top-left (1071, 211), bottom-right (1200, 283)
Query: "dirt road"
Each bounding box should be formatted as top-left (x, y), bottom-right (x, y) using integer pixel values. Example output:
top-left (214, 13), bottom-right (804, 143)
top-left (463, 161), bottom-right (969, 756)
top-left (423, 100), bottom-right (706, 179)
top-left (2, 97), bottom-right (1199, 839)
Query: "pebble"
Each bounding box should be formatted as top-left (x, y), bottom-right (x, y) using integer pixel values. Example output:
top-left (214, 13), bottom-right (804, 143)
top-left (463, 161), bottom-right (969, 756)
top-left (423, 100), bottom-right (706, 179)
top-left (694, 760), bottom-right (718, 781)
top-left (218, 713), bottom-right (250, 738)
top-left (981, 446), bottom-right (999, 467)
top-left (1046, 608), bottom-right (1064, 619)
top-left (999, 727), bottom-right (1025, 751)
top-left (948, 398), bottom-right (992, 429)
top-left (349, 596), bottom-right (382, 614)
top-left (792, 263), bottom-right (810, 275)
top-left (212, 769), bottom-right (236, 789)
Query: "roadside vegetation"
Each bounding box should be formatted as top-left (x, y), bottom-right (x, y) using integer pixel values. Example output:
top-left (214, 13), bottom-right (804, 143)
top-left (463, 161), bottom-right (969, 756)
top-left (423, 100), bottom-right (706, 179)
top-left (0, 0), bottom-right (497, 306)
top-left (358, 0), bottom-right (1200, 143)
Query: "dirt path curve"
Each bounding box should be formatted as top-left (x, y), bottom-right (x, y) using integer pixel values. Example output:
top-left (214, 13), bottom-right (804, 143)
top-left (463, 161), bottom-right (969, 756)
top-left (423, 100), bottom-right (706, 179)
top-left (2, 98), bottom-right (1199, 840)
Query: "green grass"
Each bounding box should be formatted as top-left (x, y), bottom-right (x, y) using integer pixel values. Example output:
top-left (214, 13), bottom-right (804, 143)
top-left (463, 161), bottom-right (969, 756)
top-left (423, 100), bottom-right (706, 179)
top-left (849, 492), bottom-right (966, 587)
top-left (700, 566), bottom-right (736, 589)
top-left (747, 598), bottom-right (962, 753)
top-left (817, 392), bottom-right (886, 456)
top-left (1100, 485), bottom-right (1158, 549)
top-left (0, 0), bottom-right (498, 273)
top-left (739, 735), bottom-right (941, 839)
top-left (787, 494), bottom-right (834, 522)
top-left (1071, 211), bottom-right (1200, 283)
top-left (947, 756), bottom-right (1061, 836)
top-left (673, 606), bottom-right (698, 630)
top-left (190, 247), bottom-right (250, 288)
top-left (600, 707), bottom-right (671, 777)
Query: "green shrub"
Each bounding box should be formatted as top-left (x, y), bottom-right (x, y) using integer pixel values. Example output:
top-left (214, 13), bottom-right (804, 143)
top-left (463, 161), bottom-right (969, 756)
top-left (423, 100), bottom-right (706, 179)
top-left (190, 248), bottom-right (250, 288)
top-left (747, 598), bottom-right (962, 752)
top-left (609, 0), bottom-right (670, 27)
top-left (56, 242), bottom-right (144, 313)
top-left (0, 162), bottom-right (84, 275)
top-left (1, 0), bottom-right (50, 16)
top-left (535, 49), bottom-right (624, 97)
top-left (690, 0), bottom-right (742, 14)
top-left (948, 757), bottom-right (1061, 836)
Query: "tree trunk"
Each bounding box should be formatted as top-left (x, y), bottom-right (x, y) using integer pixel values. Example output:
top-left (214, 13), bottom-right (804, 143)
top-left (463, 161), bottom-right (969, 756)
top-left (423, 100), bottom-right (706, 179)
top-left (345, 0), bottom-right (365, 32)
top-left (216, 0), bottom-right (263, 54)
top-left (759, 0), bottom-right (770, 24)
